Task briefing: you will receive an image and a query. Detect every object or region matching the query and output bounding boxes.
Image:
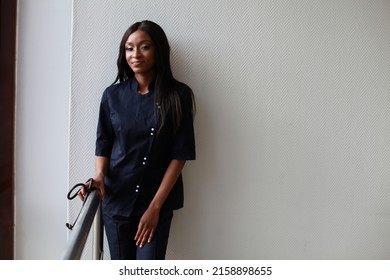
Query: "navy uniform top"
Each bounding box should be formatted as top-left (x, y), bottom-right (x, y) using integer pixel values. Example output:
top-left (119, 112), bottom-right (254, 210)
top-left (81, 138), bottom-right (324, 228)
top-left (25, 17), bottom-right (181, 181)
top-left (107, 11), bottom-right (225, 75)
top-left (95, 77), bottom-right (196, 217)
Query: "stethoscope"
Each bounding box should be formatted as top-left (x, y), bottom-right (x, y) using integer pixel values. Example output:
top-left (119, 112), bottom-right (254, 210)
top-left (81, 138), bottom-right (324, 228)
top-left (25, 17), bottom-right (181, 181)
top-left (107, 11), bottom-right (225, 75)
top-left (66, 178), bottom-right (95, 230)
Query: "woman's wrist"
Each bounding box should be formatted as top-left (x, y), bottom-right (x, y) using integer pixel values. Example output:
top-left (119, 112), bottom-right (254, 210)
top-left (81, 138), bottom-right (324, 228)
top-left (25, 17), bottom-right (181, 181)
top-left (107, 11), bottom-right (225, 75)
top-left (95, 172), bottom-right (105, 178)
top-left (148, 201), bottom-right (162, 212)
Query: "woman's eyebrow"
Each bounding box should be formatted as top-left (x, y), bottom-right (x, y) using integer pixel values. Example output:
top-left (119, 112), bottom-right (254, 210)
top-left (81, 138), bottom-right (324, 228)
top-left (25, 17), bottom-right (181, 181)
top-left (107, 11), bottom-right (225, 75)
top-left (125, 40), bottom-right (153, 46)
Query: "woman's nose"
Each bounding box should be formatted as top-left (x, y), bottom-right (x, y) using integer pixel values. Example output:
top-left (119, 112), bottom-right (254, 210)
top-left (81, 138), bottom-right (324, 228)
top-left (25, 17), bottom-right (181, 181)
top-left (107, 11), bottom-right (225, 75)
top-left (133, 48), bottom-right (141, 57)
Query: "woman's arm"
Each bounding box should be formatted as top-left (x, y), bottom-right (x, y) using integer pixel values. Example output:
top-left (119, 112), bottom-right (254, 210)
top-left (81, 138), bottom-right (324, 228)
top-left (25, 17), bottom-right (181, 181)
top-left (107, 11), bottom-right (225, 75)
top-left (93, 156), bottom-right (109, 199)
top-left (134, 159), bottom-right (186, 247)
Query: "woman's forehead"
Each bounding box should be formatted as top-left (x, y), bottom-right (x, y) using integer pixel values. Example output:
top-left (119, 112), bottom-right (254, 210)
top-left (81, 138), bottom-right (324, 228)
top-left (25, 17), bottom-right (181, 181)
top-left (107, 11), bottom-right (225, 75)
top-left (126, 30), bottom-right (152, 44)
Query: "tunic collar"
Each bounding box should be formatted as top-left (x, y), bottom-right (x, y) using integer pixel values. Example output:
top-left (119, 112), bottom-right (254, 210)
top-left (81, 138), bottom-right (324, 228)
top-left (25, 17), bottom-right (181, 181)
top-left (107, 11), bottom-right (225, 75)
top-left (130, 76), bottom-right (156, 94)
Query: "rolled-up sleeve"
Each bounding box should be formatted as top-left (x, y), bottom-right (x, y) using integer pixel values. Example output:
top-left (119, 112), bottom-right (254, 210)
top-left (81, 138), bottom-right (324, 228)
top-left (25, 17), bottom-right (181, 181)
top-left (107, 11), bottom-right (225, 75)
top-left (95, 90), bottom-right (114, 157)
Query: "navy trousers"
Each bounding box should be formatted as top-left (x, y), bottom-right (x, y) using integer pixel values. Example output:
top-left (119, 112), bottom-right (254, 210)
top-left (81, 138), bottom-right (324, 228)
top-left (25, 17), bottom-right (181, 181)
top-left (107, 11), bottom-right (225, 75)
top-left (103, 210), bottom-right (173, 260)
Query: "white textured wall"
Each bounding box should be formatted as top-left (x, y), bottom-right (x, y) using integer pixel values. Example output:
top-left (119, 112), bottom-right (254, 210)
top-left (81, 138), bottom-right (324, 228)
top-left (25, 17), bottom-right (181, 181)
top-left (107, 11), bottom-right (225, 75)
top-left (15, 0), bottom-right (72, 259)
top-left (68, 0), bottom-right (390, 260)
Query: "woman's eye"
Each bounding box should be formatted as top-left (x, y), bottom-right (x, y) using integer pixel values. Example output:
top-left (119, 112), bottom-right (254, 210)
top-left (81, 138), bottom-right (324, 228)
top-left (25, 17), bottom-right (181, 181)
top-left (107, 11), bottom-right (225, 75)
top-left (125, 45), bottom-right (152, 52)
top-left (140, 45), bottom-right (151, 50)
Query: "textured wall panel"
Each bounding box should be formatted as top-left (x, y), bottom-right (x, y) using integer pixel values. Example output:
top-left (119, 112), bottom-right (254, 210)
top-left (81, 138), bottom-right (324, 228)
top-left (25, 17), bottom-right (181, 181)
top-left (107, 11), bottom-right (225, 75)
top-left (69, 0), bottom-right (390, 259)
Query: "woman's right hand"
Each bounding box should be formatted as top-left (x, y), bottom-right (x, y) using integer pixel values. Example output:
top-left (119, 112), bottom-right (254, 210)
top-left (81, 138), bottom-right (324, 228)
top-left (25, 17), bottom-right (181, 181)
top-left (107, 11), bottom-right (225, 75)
top-left (78, 157), bottom-right (108, 201)
top-left (78, 174), bottom-right (105, 201)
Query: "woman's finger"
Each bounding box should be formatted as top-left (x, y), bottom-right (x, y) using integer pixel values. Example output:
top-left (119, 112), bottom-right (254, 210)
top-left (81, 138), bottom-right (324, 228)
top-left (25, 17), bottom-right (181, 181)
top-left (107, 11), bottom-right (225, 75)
top-left (135, 224), bottom-right (154, 248)
top-left (148, 228), bottom-right (155, 243)
top-left (77, 186), bottom-right (86, 201)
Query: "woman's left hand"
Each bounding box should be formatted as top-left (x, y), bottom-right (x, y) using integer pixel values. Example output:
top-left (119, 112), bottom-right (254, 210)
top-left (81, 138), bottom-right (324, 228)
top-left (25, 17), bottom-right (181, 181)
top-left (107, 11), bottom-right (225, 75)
top-left (134, 207), bottom-right (160, 248)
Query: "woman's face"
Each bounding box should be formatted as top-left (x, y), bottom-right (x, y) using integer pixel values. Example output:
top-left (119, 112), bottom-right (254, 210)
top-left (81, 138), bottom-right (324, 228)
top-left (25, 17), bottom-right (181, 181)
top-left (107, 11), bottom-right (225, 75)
top-left (125, 29), bottom-right (156, 77)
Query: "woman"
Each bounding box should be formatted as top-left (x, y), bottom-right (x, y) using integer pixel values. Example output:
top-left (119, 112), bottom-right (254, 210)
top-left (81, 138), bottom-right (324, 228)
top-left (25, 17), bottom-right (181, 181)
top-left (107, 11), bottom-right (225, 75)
top-left (80, 20), bottom-right (195, 260)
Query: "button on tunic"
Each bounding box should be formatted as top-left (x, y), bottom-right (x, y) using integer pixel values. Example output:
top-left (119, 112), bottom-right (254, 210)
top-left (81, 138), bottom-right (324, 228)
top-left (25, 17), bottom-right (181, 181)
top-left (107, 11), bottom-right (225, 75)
top-left (95, 77), bottom-right (196, 217)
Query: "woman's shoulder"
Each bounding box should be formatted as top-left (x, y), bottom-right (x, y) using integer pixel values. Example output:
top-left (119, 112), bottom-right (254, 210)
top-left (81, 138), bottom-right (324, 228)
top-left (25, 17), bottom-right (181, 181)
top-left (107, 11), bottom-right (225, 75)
top-left (174, 81), bottom-right (195, 112)
top-left (175, 80), bottom-right (192, 93)
top-left (103, 79), bottom-right (130, 96)
top-left (175, 81), bottom-right (194, 103)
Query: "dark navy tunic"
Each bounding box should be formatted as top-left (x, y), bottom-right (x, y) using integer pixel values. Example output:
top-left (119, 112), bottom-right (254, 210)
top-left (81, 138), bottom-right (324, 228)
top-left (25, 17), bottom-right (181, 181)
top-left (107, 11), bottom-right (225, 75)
top-left (95, 77), bottom-right (195, 217)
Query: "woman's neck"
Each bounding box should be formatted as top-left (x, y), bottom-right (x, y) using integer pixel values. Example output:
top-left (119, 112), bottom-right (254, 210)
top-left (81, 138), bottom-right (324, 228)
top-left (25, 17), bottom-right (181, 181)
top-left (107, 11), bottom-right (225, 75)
top-left (135, 73), bottom-right (155, 94)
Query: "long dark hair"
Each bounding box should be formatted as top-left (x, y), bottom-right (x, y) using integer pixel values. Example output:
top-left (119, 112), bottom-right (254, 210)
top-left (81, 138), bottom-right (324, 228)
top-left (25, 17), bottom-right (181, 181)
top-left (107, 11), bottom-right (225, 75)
top-left (114, 20), bottom-right (195, 133)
